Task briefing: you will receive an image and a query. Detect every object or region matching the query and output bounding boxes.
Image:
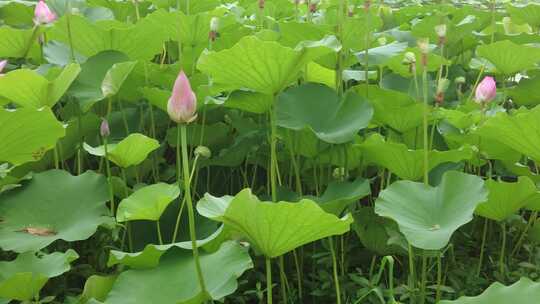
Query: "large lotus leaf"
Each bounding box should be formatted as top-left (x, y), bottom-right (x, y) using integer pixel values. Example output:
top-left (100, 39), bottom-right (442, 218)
top-left (306, 178), bottom-right (371, 215)
top-left (353, 207), bottom-right (402, 256)
top-left (355, 85), bottom-right (427, 132)
top-left (69, 50), bottom-right (136, 111)
top-left (48, 14), bottom-right (108, 57)
top-left (0, 250), bottom-right (78, 301)
top-left (476, 106), bottom-right (540, 162)
top-left (84, 133), bottom-right (159, 168)
top-left (0, 26), bottom-right (41, 59)
top-left (0, 63), bottom-right (80, 108)
top-left (197, 35), bottom-right (341, 95)
top-left (355, 41), bottom-right (409, 66)
top-left (0, 107), bottom-right (65, 166)
top-left (220, 90), bottom-right (274, 114)
top-left (276, 83), bottom-right (373, 144)
top-left (104, 241), bottom-right (253, 304)
top-left (116, 183), bottom-right (180, 222)
top-left (438, 277), bottom-right (540, 304)
top-left (507, 76), bottom-right (540, 106)
top-left (212, 189), bottom-right (353, 258)
top-left (197, 194), bottom-right (234, 221)
top-left (359, 134), bottom-right (474, 181)
top-left (475, 177), bottom-right (540, 222)
top-left (107, 226), bottom-right (225, 269)
top-left (476, 40), bottom-right (540, 75)
top-left (375, 171), bottom-right (488, 250)
top-left (80, 275), bottom-right (117, 304)
top-left (507, 3), bottom-right (540, 29)
top-left (0, 170), bottom-right (110, 252)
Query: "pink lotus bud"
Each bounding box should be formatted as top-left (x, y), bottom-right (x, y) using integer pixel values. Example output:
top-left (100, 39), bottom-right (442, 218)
top-left (0, 60), bottom-right (7, 74)
top-left (475, 76), bottom-right (497, 104)
top-left (34, 0), bottom-right (57, 25)
top-left (167, 70), bottom-right (197, 124)
top-left (100, 118), bottom-right (110, 137)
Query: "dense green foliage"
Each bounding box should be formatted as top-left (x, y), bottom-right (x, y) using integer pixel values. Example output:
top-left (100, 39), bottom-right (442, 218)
top-left (1, 0), bottom-right (540, 303)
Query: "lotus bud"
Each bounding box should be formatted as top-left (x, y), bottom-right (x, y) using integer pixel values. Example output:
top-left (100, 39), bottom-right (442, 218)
top-left (364, 0), bottom-right (371, 13)
top-left (100, 118), bottom-right (110, 138)
top-left (435, 24), bottom-right (447, 45)
top-left (402, 51), bottom-right (417, 73)
top-left (34, 0), bottom-right (57, 25)
top-left (309, 0), bottom-right (319, 13)
top-left (0, 60), bottom-right (7, 75)
top-left (377, 36), bottom-right (387, 46)
top-left (332, 167), bottom-right (348, 180)
top-left (348, 4), bottom-right (355, 17)
top-left (435, 78), bottom-right (450, 105)
top-left (417, 38), bottom-right (429, 67)
top-left (209, 17), bottom-right (219, 42)
top-left (455, 76), bottom-right (466, 84)
top-left (167, 70), bottom-right (198, 124)
top-left (258, 0), bottom-right (265, 9)
top-left (195, 146), bottom-right (212, 159)
top-left (475, 76), bottom-right (497, 105)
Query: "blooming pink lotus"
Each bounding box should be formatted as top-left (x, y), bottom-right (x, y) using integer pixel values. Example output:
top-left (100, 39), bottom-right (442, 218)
top-left (167, 71), bottom-right (197, 124)
top-left (475, 76), bottom-right (497, 104)
top-left (34, 0), bottom-right (57, 25)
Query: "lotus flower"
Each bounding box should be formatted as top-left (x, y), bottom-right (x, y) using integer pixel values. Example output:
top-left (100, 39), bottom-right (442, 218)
top-left (475, 76), bottom-right (497, 104)
top-left (34, 0), bottom-right (57, 25)
top-left (0, 60), bottom-right (7, 75)
top-left (167, 71), bottom-right (197, 124)
top-left (100, 118), bottom-right (110, 138)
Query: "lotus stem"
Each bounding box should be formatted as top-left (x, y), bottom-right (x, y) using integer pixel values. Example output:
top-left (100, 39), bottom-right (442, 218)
top-left (419, 255), bottom-right (427, 304)
top-left (422, 67), bottom-right (429, 185)
top-left (179, 124), bottom-right (208, 295)
top-left (65, 0), bottom-right (76, 62)
top-left (103, 137), bottom-right (115, 215)
top-left (511, 211), bottom-right (538, 257)
top-left (499, 222), bottom-right (507, 280)
top-left (329, 237), bottom-right (342, 304)
top-left (266, 257), bottom-right (273, 304)
top-left (477, 217), bottom-right (488, 276)
top-left (408, 244), bottom-right (416, 304)
top-left (436, 252), bottom-right (442, 302)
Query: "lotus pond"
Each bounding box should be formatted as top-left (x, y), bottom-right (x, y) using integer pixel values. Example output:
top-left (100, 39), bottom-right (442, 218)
top-left (2, 0), bottom-right (540, 303)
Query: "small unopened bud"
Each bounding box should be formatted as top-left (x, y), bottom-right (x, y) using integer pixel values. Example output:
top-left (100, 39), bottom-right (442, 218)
top-left (475, 76), bottom-right (497, 105)
top-left (435, 78), bottom-right (450, 105)
top-left (402, 52), bottom-right (416, 64)
top-left (377, 36), bottom-right (387, 46)
top-left (435, 24), bottom-right (447, 45)
top-left (309, 0), bottom-right (319, 13)
top-left (258, 0), bottom-right (265, 9)
top-left (100, 118), bottom-right (110, 137)
top-left (417, 38), bottom-right (429, 54)
top-left (209, 17), bottom-right (219, 42)
top-left (0, 60), bottom-right (7, 75)
top-left (195, 146), bottom-right (212, 159)
top-left (332, 167), bottom-right (348, 180)
top-left (455, 76), bottom-right (466, 84)
top-left (348, 5), bottom-right (355, 17)
top-left (364, 0), bottom-right (371, 12)
top-left (34, 0), bottom-right (57, 25)
top-left (167, 70), bottom-right (198, 124)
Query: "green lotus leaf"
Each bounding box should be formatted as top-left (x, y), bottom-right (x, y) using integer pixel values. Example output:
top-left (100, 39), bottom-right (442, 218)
top-left (438, 277), bottom-right (540, 304)
top-left (475, 177), bottom-right (540, 222)
top-left (104, 241), bottom-right (253, 304)
top-left (356, 41), bottom-right (409, 66)
top-left (0, 63), bottom-right (80, 108)
top-left (353, 207), bottom-right (402, 256)
top-left (0, 170), bottom-right (110, 252)
top-left (507, 3), bottom-right (540, 29)
top-left (476, 40), bottom-right (540, 75)
top-left (359, 134), bottom-right (474, 181)
top-left (197, 193), bottom-right (234, 221)
top-left (221, 90), bottom-right (274, 114)
top-left (0, 250), bottom-right (78, 301)
top-left (69, 50), bottom-right (136, 111)
top-left (375, 171), bottom-right (488, 250)
top-left (80, 275), bottom-right (117, 304)
top-left (276, 83), bottom-right (373, 144)
top-left (306, 178), bottom-right (371, 215)
top-left (116, 183), bottom-right (180, 222)
top-left (84, 133), bottom-right (159, 168)
top-left (166, 123), bottom-right (231, 148)
top-left (197, 35), bottom-right (340, 95)
top-left (209, 188), bottom-right (353, 258)
top-left (507, 76), bottom-right (540, 106)
top-left (476, 106), bottom-right (540, 162)
top-left (107, 226), bottom-right (225, 269)
top-left (355, 85), bottom-right (427, 132)
top-left (0, 107), bottom-right (65, 166)
top-left (0, 26), bottom-right (41, 59)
